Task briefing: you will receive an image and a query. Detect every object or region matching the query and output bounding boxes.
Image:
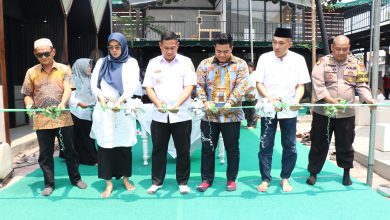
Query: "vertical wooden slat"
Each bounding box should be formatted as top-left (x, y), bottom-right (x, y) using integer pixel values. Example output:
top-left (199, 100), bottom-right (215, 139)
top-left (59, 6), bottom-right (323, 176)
top-left (0, 0), bottom-right (10, 143)
top-left (64, 16), bottom-right (69, 64)
top-left (95, 33), bottom-right (99, 58)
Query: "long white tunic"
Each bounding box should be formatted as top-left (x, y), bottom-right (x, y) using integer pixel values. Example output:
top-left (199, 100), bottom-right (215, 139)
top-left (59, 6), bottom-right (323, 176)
top-left (90, 57), bottom-right (140, 148)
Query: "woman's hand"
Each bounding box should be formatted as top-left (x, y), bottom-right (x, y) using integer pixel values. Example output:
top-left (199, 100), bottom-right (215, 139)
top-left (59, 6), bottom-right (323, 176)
top-left (78, 102), bottom-right (89, 109)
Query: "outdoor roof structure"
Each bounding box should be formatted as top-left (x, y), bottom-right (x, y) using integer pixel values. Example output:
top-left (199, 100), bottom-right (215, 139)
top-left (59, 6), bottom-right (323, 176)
top-left (114, 0), bottom-right (218, 7)
top-left (129, 39), bottom-right (323, 49)
top-left (118, 0), bottom-right (311, 7)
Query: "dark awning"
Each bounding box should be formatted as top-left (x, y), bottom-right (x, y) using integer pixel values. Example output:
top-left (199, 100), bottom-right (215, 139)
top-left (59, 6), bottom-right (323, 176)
top-left (129, 40), bottom-right (323, 49)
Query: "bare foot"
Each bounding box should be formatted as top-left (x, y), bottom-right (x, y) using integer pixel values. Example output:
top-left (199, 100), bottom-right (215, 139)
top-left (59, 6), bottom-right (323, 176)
top-left (256, 181), bottom-right (269, 192)
top-left (101, 184), bottom-right (113, 198)
top-left (123, 178), bottom-right (135, 191)
top-left (280, 179), bottom-right (293, 192)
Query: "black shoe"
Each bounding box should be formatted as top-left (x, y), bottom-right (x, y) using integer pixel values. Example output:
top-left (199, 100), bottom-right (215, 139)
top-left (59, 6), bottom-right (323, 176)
top-left (343, 169), bottom-right (352, 186)
top-left (306, 173), bottom-right (317, 185)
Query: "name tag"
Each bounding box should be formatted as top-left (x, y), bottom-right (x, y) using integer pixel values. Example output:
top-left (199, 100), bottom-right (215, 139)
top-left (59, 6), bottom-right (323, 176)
top-left (344, 65), bottom-right (357, 76)
top-left (345, 66), bottom-right (357, 71)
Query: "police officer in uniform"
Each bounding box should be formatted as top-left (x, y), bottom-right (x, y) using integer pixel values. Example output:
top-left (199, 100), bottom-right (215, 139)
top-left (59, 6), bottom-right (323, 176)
top-left (307, 35), bottom-right (376, 186)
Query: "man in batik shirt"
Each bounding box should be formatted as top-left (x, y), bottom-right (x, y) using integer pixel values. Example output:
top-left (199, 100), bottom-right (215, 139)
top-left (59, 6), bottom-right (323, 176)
top-left (21, 38), bottom-right (87, 196)
top-left (196, 33), bottom-right (253, 192)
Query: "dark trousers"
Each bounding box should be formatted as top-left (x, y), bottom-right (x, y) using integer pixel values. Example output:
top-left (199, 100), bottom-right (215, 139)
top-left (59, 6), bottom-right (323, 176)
top-left (385, 88), bottom-right (390, 99)
top-left (151, 119), bottom-right (191, 185)
top-left (242, 100), bottom-right (258, 127)
top-left (71, 114), bottom-right (97, 165)
top-left (258, 116), bottom-right (297, 182)
top-left (200, 121), bottom-right (240, 184)
top-left (36, 126), bottom-right (81, 188)
top-left (308, 112), bottom-right (355, 174)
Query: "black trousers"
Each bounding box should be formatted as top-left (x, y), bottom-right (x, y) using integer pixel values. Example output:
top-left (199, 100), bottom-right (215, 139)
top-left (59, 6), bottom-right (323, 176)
top-left (36, 126), bottom-right (81, 188)
top-left (385, 88), bottom-right (390, 99)
top-left (242, 100), bottom-right (258, 127)
top-left (200, 121), bottom-right (240, 184)
top-left (308, 112), bottom-right (355, 174)
top-left (150, 119), bottom-right (192, 185)
top-left (72, 114), bottom-right (97, 165)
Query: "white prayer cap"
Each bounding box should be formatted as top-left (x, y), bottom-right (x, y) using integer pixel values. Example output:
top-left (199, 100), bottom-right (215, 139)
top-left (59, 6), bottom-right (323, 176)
top-left (34, 38), bottom-right (53, 49)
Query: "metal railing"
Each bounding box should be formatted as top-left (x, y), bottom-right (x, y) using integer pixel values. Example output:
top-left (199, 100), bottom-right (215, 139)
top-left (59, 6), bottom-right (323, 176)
top-left (113, 20), bottom-right (328, 43)
top-left (343, 3), bottom-right (390, 35)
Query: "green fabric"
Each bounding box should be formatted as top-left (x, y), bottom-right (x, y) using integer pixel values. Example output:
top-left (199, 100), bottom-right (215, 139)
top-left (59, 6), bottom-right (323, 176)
top-left (0, 125), bottom-right (389, 219)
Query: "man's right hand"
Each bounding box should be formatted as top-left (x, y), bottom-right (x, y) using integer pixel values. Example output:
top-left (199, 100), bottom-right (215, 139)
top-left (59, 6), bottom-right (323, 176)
top-left (203, 101), bottom-right (211, 110)
top-left (331, 97), bottom-right (340, 104)
top-left (26, 102), bottom-right (34, 109)
top-left (156, 101), bottom-right (167, 113)
top-left (325, 96), bottom-right (340, 104)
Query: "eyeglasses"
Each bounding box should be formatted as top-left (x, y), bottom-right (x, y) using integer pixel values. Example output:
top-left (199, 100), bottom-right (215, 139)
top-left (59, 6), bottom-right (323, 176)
top-left (107, 46), bottom-right (121, 51)
top-left (35, 51), bottom-right (51, 58)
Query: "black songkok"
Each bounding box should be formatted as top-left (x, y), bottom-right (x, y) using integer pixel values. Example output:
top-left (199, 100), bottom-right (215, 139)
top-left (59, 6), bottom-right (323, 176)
top-left (274, 27), bottom-right (292, 38)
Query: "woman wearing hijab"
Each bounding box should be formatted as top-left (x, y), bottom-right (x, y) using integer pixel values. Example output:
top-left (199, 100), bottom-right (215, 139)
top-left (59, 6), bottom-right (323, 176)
top-left (69, 58), bottom-right (97, 165)
top-left (90, 32), bottom-right (140, 198)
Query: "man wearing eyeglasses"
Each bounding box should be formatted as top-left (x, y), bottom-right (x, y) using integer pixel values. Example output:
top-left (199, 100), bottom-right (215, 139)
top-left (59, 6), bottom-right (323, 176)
top-left (21, 38), bottom-right (87, 196)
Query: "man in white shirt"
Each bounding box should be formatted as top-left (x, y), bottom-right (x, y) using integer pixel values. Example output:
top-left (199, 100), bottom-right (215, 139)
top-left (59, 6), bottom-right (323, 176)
top-left (255, 27), bottom-right (311, 192)
top-left (143, 32), bottom-right (197, 194)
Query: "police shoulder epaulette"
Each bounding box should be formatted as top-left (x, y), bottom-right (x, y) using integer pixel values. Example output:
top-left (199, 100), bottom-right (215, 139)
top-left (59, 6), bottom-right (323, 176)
top-left (316, 57), bottom-right (325, 65)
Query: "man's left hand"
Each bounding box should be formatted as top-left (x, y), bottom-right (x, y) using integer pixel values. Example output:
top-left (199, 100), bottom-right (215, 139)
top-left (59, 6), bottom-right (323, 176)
top-left (220, 102), bottom-right (232, 114)
top-left (368, 99), bottom-right (377, 110)
top-left (168, 105), bottom-right (179, 113)
top-left (57, 102), bottom-right (66, 109)
top-left (289, 101), bottom-right (301, 111)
